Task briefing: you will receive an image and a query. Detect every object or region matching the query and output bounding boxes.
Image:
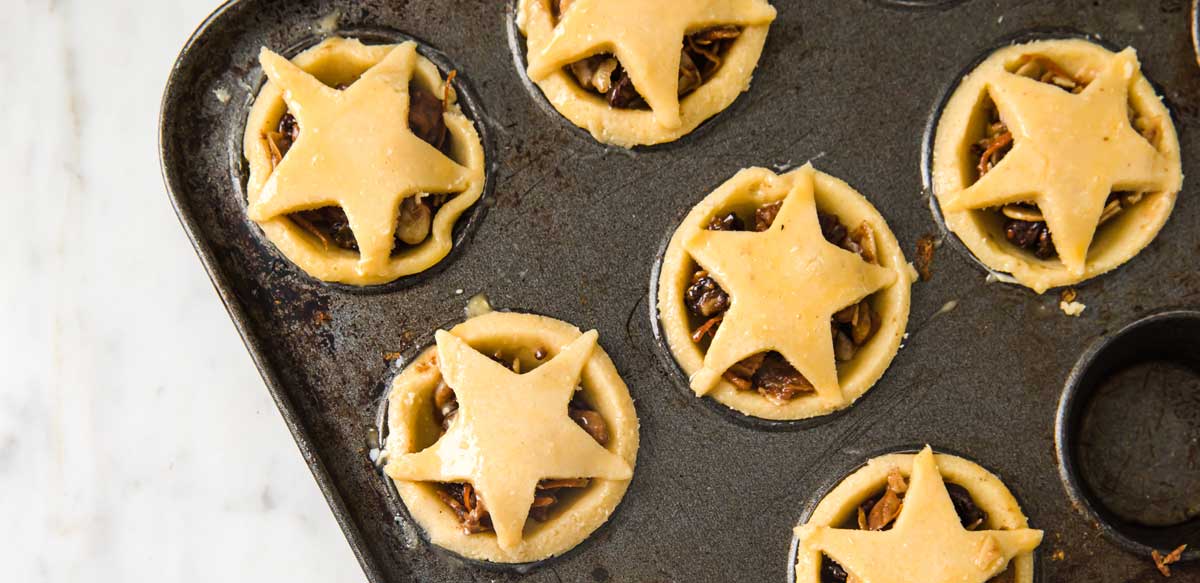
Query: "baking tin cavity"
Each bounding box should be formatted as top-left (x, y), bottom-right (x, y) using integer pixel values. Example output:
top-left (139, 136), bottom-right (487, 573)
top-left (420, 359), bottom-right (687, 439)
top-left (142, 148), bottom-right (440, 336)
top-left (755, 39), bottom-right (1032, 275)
top-left (1055, 309), bottom-right (1200, 562)
top-left (786, 444), bottom-right (1043, 583)
top-left (921, 29), bottom-right (1113, 293)
top-left (234, 27), bottom-right (497, 294)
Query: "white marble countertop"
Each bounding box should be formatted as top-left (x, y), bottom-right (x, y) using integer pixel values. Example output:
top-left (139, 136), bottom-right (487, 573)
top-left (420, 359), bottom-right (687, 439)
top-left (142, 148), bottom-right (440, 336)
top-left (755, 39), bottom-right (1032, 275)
top-left (3, 1), bottom-right (363, 579)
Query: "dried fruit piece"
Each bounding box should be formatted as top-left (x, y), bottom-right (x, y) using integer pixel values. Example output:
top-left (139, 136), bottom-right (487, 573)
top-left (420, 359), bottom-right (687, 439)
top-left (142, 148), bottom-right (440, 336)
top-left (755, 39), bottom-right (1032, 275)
top-left (915, 235), bottom-right (936, 282)
top-left (1152, 544), bottom-right (1187, 577)
top-left (685, 272), bottom-right (731, 318)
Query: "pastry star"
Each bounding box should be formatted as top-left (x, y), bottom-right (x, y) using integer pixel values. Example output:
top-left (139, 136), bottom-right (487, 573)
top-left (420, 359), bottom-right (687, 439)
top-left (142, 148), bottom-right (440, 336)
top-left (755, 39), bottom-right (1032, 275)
top-left (525, 0), bottom-right (776, 129)
top-left (940, 48), bottom-right (1173, 275)
top-left (795, 447), bottom-right (1043, 583)
top-left (385, 329), bottom-right (632, 550)
top-left (684, 165), bottom-right (895, 404)
top-left (248, 42), bottom-right (470, 273)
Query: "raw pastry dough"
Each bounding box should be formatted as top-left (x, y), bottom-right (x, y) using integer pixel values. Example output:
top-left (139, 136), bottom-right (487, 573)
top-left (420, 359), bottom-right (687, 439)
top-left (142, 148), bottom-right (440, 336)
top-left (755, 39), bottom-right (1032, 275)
top-left (932, 39), bottom-right (1182, 293)
top-left (657, 165), bottom-right (913, 421)
top-left (384, 311), bottom-right (639, 563)
top-left (517, 0), bottom-right (776, 147)
top-left (794, 447), bottom-right (1042, 583)
top-left (243, 37), bottom-right (486, 286)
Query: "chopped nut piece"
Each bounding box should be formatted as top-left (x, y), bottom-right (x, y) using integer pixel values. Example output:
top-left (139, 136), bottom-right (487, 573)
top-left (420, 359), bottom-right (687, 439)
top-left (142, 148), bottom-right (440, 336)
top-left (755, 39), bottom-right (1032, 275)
top-left (677, 50), bottom-right (703, 96)
top-left (850, 302), bottom-right (876, 345)
top-left (396, 196), bottom-right (433, 246)
top-left (834, 329), bottom-right (857, 362)
top-left (569, 407), bottom-right (609, 445)
top-left (869, 469), bottom-right (908, 529)
top-left (1001, 203), bottom-right (1045, 223)
top-left (851, 222), bottom-right (878, 265)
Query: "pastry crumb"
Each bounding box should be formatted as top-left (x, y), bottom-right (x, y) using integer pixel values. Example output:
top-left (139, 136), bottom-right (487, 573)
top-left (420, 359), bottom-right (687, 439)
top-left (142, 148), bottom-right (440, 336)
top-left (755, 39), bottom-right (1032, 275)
top-left (315, 10), bottom-right (340, 34)
top-left (1051, 549), bottom-right (1065, 561)
top-left (1059, 300), bottom-right (1086, 317)
top-left (466, 293), bottom-right (493, 319)
top-left (383, 351), bottom-right (404, 362)
top-left (313, 311), bottom-right (332, 325)
top-left (1152, 544), bottom-right (1187, 577)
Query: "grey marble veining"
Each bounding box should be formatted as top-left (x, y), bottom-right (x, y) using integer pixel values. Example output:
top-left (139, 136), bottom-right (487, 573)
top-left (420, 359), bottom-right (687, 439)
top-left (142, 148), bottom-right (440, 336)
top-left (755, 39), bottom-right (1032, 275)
top-left (1, 1), bottom-right (362, 580)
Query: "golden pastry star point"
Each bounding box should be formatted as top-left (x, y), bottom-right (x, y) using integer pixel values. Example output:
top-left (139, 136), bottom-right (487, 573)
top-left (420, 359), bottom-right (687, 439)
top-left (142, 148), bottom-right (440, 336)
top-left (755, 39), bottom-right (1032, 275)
top-left (385, 327), bottom-right (631, 550)
top-left (941, 48), bottom-right (1172, 275)
top-left (249, 42), bottom-right (471, 271)
top-left (797, 446), bottom-right (1042, 583)
top-left (683, 165), bottom-right (895, 404)
top-left (526, 0), bottom-right (776, 129)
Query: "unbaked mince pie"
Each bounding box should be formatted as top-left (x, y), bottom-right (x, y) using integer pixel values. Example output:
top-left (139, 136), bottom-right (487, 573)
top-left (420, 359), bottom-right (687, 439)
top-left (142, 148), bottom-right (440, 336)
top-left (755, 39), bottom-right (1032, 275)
top-left (932, 38), bottom-right (1182, 293)
top-left (383, 311), bottom-right (638, 563)
top-left (794, 447), bottom-right (1043, 583)
top-left (243, 37), bottom-right (486, 286)
top-left (657, 165), bottom-right (914, 421)
top-left (517, 0), bottom-right (777, 147)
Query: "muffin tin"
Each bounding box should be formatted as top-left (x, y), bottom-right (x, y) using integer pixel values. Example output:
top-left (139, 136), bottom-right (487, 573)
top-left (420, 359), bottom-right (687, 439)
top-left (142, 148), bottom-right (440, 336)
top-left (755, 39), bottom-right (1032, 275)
top-left (160, 0), bottom-right (1200, 581)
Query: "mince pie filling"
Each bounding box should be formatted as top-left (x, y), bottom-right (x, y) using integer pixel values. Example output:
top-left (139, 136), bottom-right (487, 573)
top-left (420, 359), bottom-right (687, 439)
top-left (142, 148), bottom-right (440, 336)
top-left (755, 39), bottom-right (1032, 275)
top-left (429, 350), bottom-right (610, 533)
top-left (972, 55), bottom-right (1158, 261)
top-left (264, 78), bottom-right (458, 255)
top-left (550, 0), bottom-right (742, 110)
top-left (819, 469), bottom-right (1001, 583)
top-left (685, 203), bottom-right (882, 404)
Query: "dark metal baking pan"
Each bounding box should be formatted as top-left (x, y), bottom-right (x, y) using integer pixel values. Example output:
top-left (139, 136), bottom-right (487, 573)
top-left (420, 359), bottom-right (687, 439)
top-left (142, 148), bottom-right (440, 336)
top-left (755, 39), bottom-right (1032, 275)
top-left (160, 0), bottom-right (1200, 581)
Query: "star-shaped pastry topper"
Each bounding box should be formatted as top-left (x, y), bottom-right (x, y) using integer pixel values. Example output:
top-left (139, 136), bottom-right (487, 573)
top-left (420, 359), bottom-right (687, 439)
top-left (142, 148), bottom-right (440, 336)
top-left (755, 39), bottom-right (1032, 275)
top-left (940, 48), bottom-right (1174, 275)
top-left (796, 447), bottom-right (1043, 583)
top-left (386, 329), bottom-right (632, 550)
top-left (525, 0), bottom-right (776, 129)
top-left (685, 165), bottom-right (895, 405)
top-left (248, 42), bottom-right (471, 273)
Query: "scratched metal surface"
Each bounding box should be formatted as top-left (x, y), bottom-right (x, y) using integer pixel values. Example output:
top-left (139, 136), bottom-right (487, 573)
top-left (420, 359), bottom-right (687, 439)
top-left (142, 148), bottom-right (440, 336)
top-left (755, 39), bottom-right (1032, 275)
top-left (160, 0), bottom-right (1200, 581)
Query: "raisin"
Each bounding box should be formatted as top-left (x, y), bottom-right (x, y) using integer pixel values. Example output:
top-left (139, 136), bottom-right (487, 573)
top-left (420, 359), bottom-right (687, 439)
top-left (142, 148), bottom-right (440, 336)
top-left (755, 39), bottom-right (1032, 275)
top-left (408, 82), bottom-right (449, 152)
top-left (752, 353), bottom-right (814, 402)
top-left (820, 559), bottom-right (849, 583)
top-left (754, 202), bottom-right (781, 231)
top-left (1004, 219), bottom-right (1055, 259)
top-left (946, 482), bottom-right (987, 530)
top-left (607, 67), bottom-right (644, 109)
top-left (708, 212), bottom-right (745, 231)
top-left (685, 275), bottom-right (730, 318)
top-left (818, 211), bottom-right (848, 245)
